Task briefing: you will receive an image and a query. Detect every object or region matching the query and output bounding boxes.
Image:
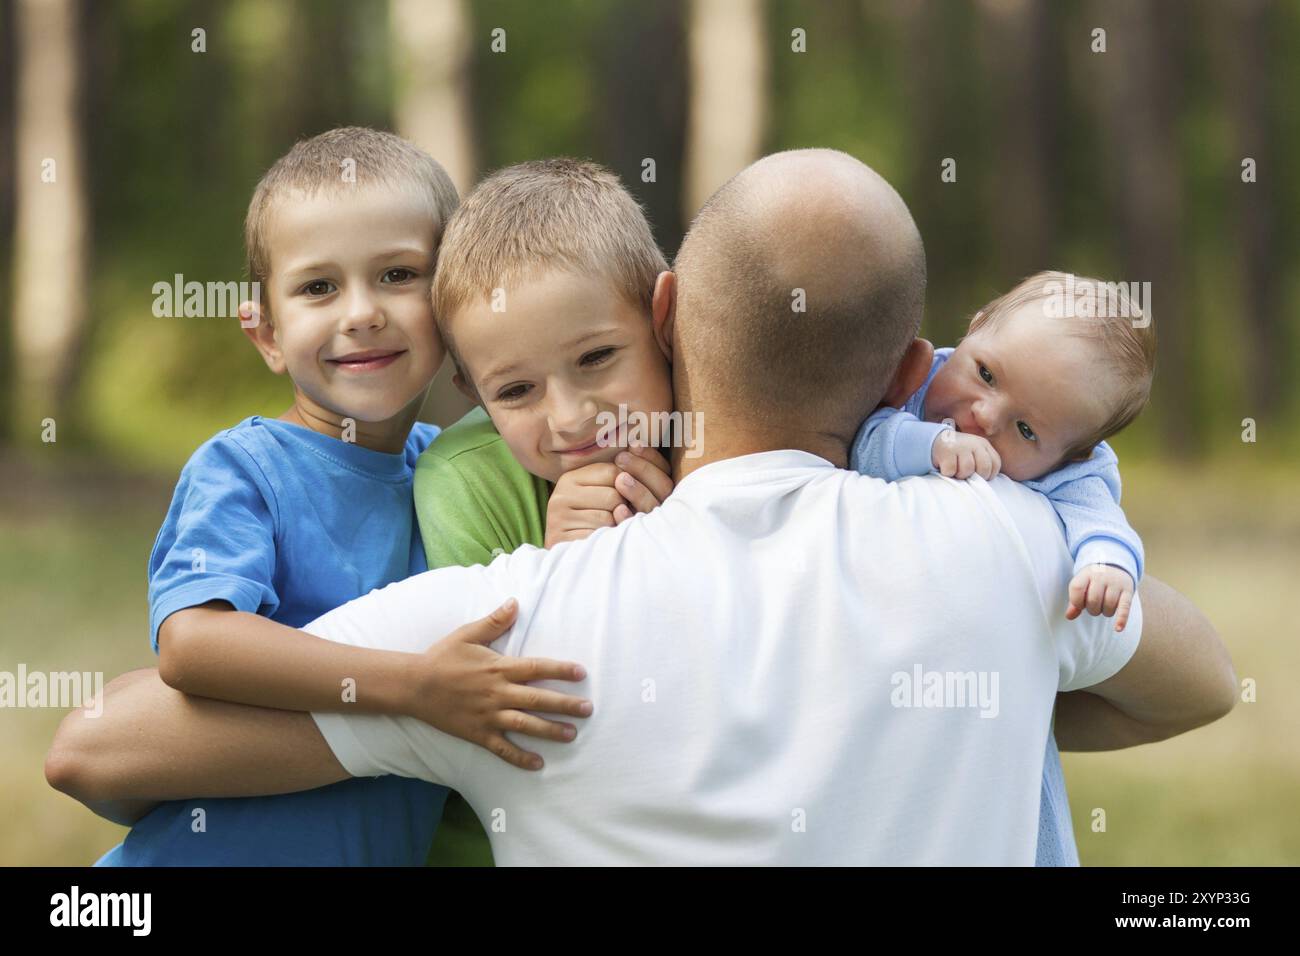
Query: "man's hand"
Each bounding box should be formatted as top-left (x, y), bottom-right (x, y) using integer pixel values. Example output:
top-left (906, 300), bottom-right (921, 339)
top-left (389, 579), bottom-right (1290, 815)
top-left (410, 599), bottom-right (592, 770)
top-left (1066, 564), bottom-right (1137, 632)
top-left (544, 443), bottom-right (674, 547)
top-left (932, 430), bottom-right (1001, 480)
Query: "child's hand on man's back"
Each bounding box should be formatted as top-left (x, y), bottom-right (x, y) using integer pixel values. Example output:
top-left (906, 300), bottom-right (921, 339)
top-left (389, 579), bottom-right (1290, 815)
top-left (544, 444), bottom-right (674, 547)
top-left (932, 430), bottom-right (1001, 481)
top-left (414, 599), bottom-right (593, 770)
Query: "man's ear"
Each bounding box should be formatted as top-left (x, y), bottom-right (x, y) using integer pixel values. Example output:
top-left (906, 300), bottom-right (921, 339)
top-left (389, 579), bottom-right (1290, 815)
top-left (877, 338), bottom-right (935, 410)
top-left (452, 369), bottom-right (480, 405)
top-left (650, 270), bottom-right (676, 363)
top-left (239, 300), bottom-right (286, 374)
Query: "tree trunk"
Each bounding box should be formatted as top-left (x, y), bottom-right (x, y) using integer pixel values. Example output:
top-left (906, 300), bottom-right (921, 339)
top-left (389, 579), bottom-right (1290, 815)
top-left (1081, 0), bottom-right (1195, 456)
top-left (11, 0), bottom-right (90, 442)
top-left (1211, 0), bottom-right (1282, 420)
top-left (682, 0), bottom-right (767, 223)
top-left (389, 0), bottom-right (477, 428)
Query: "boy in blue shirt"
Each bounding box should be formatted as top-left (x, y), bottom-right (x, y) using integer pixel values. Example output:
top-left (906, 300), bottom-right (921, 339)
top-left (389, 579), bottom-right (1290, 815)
top-left (93, 128), bottom-right (589, 865)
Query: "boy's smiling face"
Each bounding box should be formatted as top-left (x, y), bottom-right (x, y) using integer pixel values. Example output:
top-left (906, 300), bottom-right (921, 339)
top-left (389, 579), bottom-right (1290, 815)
top-left (923, 303), bottom-right (1114, 481)
top-left (450, 269), bottom-right (673, 483)
top-left (251, 184), bottom-right (445, 444)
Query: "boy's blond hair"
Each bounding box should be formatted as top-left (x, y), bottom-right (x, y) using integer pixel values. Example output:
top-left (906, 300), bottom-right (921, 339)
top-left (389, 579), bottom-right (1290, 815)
top-left (966, 270), bottom-right (1157, 462)
top-left (431, 158), bottom-right (668, 365)
top-left (244, 127), bottom-right (458, 309)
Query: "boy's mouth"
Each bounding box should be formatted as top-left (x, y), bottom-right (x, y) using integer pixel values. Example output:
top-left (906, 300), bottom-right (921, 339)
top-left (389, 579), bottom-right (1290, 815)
top-left (328, 349), bottom-right (405, 372)
top-left (554, 439), bottom-right (603, 458)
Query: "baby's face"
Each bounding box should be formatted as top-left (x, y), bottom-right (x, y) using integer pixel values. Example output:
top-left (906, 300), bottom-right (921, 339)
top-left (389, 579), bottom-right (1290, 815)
top-left (923, 303), bottom-right (1112, 481)
top-left (450, 269), bottom-right (673, 483)
top-left (263, 184), bottom-right (445, 425)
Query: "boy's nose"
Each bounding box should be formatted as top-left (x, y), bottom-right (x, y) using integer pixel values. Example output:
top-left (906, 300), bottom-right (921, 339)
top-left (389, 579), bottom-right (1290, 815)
top-left (341, 289), bottom-right (386, 333)
top-left (546, 391), bottom-right (599, 439)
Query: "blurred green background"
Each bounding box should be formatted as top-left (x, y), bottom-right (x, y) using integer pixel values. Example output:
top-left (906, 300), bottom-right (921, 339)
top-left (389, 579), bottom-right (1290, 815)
top-left (1, 0), bottom-right (1296, 866)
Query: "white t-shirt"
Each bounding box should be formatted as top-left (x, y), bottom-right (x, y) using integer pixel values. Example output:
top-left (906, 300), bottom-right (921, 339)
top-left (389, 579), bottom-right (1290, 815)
top-left (310, 450), bottom-right (1140, 865)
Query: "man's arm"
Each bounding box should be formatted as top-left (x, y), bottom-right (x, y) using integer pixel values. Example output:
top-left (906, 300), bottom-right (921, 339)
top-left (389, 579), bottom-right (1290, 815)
top-left (45, 668), bottom-right (349, 811)
top-left (1053, 573), bottom-right (1236, 750)
top-left (46, 599), bottom-right (578, 818)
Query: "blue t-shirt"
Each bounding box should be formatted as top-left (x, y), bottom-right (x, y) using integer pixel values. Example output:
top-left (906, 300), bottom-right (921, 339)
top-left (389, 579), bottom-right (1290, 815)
top-left (97, 416), bottom-right (449, 866)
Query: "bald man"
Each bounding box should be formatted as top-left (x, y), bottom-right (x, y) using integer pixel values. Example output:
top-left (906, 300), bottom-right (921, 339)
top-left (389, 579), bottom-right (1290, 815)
top-left (49, 151), bottom-right (1234, 865)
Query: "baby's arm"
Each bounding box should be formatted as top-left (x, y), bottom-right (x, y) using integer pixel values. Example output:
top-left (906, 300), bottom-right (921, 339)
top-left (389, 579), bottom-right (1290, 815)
top-left (850, 406), bottom-right (955, 480)
top-left (1023, 443), bottom-right (1144, 631)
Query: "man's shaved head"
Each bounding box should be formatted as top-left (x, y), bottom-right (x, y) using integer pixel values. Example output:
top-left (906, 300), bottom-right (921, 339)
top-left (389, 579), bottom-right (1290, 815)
top-left (672, 149), bottom-right (926, 443)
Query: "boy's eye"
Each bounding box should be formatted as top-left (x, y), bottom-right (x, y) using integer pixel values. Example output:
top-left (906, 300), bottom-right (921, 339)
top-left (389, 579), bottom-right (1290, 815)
top-left (978, 364), bottom-right (993, 384)
top-left (382, 268), bottom-right (416, 283)
top-left (580, 347), bottom-right (616, 367)
top-left (496, 383), bottom-right (532, 402)
top-left (1017, 421), bottom-right (1036, 442)
top-left (302, 280), bottom-right (334, 297)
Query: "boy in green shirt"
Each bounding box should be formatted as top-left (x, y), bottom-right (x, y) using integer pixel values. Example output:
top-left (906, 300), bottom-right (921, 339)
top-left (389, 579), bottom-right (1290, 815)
top-left (415, 159), bottom-right (681, 861)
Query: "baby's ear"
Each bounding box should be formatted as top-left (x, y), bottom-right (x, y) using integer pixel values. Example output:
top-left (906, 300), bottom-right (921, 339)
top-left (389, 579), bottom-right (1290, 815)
top-left (239, 300), bottom-right (285, 374)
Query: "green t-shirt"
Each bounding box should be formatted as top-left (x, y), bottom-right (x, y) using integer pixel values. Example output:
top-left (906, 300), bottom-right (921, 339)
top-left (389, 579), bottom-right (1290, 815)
top-left (414, 407), bottom-right (552, 568)
top-left (413, 407), bottom-right (552, 868)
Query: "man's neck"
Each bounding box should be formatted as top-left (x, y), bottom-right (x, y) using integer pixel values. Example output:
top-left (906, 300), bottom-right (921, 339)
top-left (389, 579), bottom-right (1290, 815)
top-left (670, 421), bottom-right (849, 483)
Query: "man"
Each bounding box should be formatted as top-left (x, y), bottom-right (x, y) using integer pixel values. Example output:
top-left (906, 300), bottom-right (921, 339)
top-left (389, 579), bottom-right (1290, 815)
top-left (48, 150), bottom-right (1235, 864)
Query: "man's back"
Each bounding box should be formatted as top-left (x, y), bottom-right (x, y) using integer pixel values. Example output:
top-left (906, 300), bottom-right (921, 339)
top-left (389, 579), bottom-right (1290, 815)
top-left (311, 450), bottom-right (1138, 865)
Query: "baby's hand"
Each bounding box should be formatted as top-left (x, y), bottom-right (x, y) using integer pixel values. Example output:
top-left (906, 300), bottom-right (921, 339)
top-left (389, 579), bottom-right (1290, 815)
top-left (932, 430), bottom-right (1001, 480)
top-left (544, 444), bottom-right (674, 547)
top-left (1066, 564), bottom-right (1136, 632)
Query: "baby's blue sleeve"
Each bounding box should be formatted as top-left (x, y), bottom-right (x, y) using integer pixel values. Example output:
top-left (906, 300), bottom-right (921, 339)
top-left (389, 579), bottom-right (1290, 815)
top-left (1021, 441), bottom-right (1144, 584)
top-left (850, 407), bottom-right (954, 481)
top-left (146, 436), bottom-right (280, 652)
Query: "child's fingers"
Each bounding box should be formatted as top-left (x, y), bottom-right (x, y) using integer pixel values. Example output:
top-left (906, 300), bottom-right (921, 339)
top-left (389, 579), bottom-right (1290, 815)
top-left (614, 472), bottom-right (660, 514)
top-left (499, 656), bottom-right (588, 685)
top-left (500, 683), bottom-right (593, 719)
top-left (1114, 590), bottom-right (1134, 632)
top-left (1101, 584), bottom-right (1121, 617)
top-left (626, 442), bottom-right (672, 478)
top-left (1085, 580), bottom-right (1105, 615)
top-left (566, 485), bottom-right (626, 513)
top-left (612, 503), bottom-right (635, 524)
top-left (561, 508), bottom-right (618, 530)
top-left (616, 450), bottom-right (674, 504)
top-left (481, 733), bottom-right (544, 771)
top-left (496, 710), bottom-right (579, 744)
top-left (1066, 575), bottom-right (1088, 620)
top-left (452, 599), bottom-right (519, 646)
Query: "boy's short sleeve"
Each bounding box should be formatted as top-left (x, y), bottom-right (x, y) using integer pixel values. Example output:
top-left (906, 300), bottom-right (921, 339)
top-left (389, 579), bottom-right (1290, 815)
top-left (147, 435), bottom-right (280, 651)
top-left (414, 410), bottom-right (549, 570)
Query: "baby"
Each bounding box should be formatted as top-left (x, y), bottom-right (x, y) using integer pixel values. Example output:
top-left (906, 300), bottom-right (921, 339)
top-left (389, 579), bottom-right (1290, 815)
top-left (851, 271), bottom-right (1156, 631)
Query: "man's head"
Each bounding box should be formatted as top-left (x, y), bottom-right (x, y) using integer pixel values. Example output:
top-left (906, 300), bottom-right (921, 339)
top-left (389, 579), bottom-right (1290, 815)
top-left (669, 149), bottom-right (928, 462)
top-left (433, 158), bottom-right (673, 483)
top-left (240, 127), bottom-right (458, 427)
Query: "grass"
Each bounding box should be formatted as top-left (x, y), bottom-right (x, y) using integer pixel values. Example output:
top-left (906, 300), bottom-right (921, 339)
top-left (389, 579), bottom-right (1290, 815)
top-left (2, 452), bottom-right (1295, 865)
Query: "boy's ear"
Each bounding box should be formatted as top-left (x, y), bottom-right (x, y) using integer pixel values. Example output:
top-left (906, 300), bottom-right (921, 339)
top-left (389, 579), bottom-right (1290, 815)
top-left (239, 300), bottom-right (286, 374)
top-left (650, 270), bottom-right (676, 363)
top-left (877, 338), bottom-right (934, 410)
